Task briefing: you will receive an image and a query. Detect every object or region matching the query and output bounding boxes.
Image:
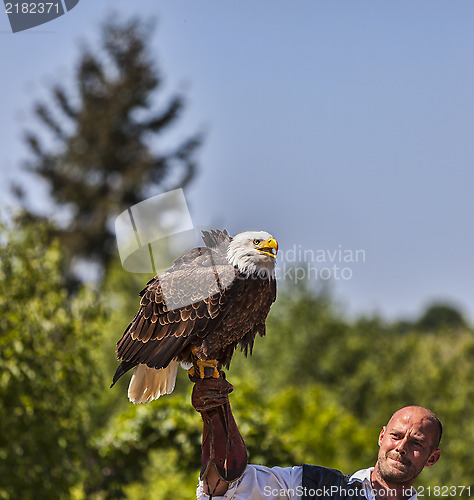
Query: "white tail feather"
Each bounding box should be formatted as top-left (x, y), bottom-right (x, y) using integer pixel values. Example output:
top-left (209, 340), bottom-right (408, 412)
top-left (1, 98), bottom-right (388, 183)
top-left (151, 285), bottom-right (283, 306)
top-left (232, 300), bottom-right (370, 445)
top-left (128, 361), bottom-right (179, 404)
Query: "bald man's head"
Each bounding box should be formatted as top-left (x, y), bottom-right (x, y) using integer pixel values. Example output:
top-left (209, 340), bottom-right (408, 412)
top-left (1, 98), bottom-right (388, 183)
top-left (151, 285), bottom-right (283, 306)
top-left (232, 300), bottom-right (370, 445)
top-left (387, 406), bottom-right (442, 451)
top-left (375, 406), bottom-right (442, 487)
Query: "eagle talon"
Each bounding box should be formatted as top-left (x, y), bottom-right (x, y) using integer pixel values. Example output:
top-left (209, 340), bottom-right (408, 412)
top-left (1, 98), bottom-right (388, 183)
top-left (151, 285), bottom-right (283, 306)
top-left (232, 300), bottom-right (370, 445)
top-left (194, 359), bottom-right (221, 379)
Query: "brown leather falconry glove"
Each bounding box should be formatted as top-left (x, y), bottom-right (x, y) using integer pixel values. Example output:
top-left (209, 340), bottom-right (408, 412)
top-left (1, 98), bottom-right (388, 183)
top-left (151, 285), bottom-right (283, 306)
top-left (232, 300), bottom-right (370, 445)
top-left (191, 374), bottom-right (248, 487)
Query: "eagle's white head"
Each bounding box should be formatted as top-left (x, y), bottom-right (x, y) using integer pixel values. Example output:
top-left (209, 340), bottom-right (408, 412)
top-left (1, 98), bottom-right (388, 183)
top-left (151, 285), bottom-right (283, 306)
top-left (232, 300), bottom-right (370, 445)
top-left (226, 230), bottom-right (278, 278)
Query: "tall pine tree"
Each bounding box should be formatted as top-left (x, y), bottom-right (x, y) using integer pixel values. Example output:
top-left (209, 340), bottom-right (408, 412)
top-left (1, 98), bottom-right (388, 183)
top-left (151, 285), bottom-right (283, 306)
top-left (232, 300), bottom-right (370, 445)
top-left (18, 17), bottom-right (202, 277)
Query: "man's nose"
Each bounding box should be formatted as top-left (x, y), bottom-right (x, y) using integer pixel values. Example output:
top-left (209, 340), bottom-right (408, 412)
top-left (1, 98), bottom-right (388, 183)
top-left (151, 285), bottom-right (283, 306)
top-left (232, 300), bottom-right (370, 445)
top-left (395, 438), bottom-right (408, 455)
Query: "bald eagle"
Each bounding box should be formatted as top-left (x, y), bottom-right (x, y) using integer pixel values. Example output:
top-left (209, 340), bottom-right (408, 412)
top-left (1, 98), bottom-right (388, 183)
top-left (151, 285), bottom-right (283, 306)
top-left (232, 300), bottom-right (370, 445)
top-left (111, 229), bottom-right (278, 403)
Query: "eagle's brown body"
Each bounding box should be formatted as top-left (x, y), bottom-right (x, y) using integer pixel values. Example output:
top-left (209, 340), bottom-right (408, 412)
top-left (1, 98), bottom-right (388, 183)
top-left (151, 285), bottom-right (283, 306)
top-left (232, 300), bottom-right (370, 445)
top-left (112, 229), bottom-right (277, 402)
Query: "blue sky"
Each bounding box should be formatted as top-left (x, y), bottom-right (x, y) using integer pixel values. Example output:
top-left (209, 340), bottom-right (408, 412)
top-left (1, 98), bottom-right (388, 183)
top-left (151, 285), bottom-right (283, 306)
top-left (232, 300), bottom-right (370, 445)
top-left (1, 1), bottom-right (473, 322)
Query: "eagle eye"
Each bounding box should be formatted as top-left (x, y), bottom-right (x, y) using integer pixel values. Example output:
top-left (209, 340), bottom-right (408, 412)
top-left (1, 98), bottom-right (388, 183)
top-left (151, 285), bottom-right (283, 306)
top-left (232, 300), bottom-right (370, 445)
top-left (253, 239), bottom-right (261, 245)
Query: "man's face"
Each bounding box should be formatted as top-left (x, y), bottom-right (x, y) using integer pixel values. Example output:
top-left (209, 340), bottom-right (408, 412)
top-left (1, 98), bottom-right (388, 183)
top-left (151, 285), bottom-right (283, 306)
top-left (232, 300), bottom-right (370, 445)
top-left (376, 407), bottom-right (441, 486)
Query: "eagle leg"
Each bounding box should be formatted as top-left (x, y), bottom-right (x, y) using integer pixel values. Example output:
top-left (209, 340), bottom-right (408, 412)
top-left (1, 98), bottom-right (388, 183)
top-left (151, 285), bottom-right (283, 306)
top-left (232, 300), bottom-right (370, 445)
top-left (194, 359), bottom-right (221, 379)
top-left (188, 347), bottom-right (200, 378)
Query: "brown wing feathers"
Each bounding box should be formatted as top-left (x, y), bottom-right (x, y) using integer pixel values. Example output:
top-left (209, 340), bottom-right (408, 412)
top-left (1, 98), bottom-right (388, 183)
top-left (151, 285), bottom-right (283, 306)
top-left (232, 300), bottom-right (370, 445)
top-left (113, 252), bottom-right (238, 385)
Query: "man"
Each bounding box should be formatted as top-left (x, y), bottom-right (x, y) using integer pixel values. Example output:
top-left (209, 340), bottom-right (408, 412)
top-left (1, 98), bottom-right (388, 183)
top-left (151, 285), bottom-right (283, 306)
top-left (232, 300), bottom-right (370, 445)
top-left (192, 377), bottom-right (442, 500)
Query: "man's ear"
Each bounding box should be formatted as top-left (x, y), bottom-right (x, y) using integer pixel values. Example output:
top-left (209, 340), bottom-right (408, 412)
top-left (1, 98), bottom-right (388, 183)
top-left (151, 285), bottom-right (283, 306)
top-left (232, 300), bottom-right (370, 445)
top-left (425, 449), bottom-right (441, 467)
top-left (378, 426), bottom-right (386, 447)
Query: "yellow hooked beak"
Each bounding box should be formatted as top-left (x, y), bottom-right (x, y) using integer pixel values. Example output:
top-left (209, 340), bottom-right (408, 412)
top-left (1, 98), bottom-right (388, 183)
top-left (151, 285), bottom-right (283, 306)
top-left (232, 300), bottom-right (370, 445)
top-left (256, 238), bottom-right (278, 258)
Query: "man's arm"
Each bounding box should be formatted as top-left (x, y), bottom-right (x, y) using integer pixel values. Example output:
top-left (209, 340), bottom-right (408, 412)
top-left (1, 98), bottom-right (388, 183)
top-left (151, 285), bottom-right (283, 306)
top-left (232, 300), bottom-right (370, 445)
top-left (198, 464), bottom-right (304, 499)
top-left (191, 376), bottom-right (248, 497)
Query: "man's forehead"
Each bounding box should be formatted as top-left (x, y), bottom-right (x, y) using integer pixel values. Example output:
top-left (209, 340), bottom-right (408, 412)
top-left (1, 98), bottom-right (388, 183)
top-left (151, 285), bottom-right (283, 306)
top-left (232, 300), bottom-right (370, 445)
top-left (387, 408), bottom-right (438, 437)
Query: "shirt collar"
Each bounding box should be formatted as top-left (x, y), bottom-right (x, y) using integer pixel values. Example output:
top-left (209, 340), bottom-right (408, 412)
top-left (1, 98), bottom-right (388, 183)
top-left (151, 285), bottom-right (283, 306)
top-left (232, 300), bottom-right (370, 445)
top-left (348, 468), bottom-right (417, 500)
top-left (348, 467), bottom-right (373, 485)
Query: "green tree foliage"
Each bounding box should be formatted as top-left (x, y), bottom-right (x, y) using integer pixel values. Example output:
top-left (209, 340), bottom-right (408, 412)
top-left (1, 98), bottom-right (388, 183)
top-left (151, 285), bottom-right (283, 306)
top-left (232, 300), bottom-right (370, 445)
top-left (230, 381), bottom-right (375, 473)
top-left (84, 398), bottom-right (201, 499)
top-left (0, 219), bottom-right (105, 499)
top-left (415, 303), bottom-right (468, 332)
top-left (18, 17), bottom-right (202, 274)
